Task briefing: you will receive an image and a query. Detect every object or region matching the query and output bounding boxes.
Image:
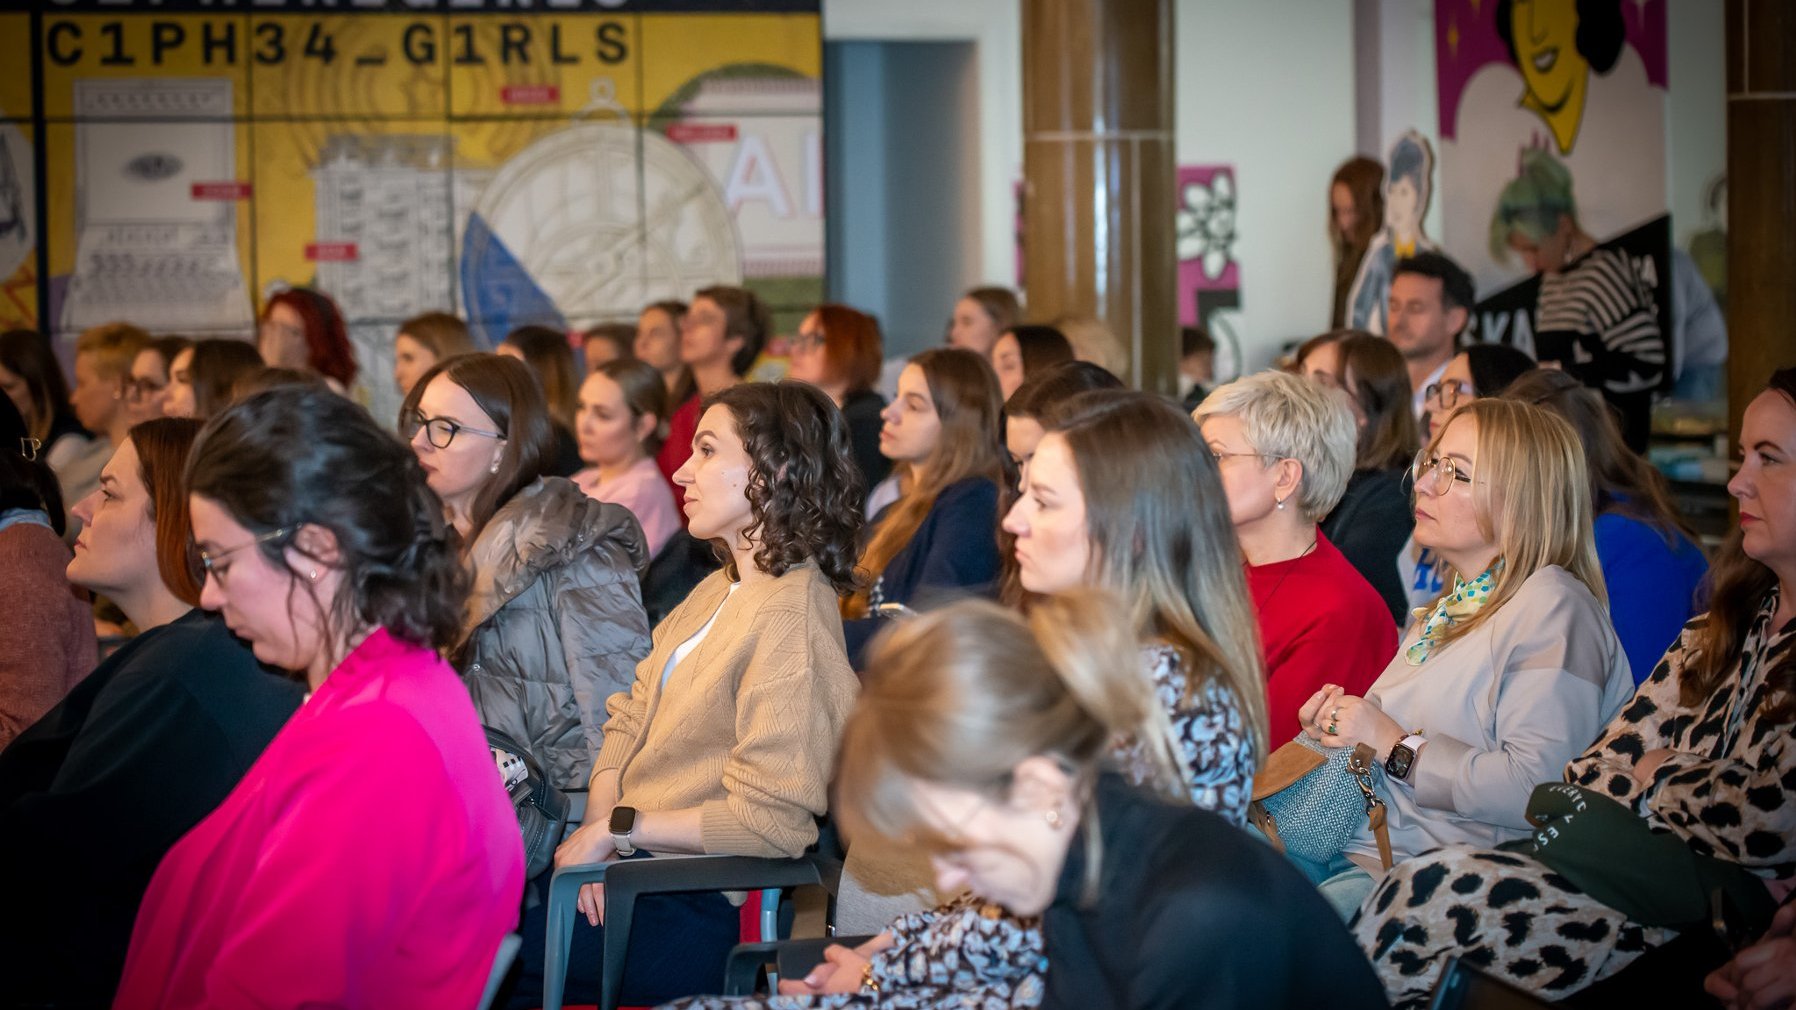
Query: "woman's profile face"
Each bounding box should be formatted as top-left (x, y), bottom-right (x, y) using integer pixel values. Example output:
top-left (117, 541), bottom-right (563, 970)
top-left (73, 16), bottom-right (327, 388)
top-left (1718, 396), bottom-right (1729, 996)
top-left (1427, 352), bottom-right (1476, 440)
top-left (162, 347), bottom-right (197, 419)
top-left (1728, 388), bottom-right (1796, 576)
top-left (1330, 181), bottom-right (1358, 239)
top-left (1002, 433), bottom-right (1092, 594)
top-left (786, 311), bottom-right (830, 388)
top-left (635, 308), bottom-right (681, 373)
top-left (673, 404), bottom-right (756, 546)
top-left (124, 348), bottom-right (170, 426)
top-left (576, 371), bottom-right (650, 469)
top-left (407, 374), bottom-right (508, 513)
top-left (0, 360), bottom-right (32, 428)
top-left (947, 298), bottom-right (1001, 358)
top-left (66, 437), bottom-right (156, 599)
top-left (1200, 413), bottom-right (1279, 530)
top-left (991, 332), bottom-right (1026, 401)
top-left (258, 302), bottom-right (310, 371)
top-left (1412, 415), bottom-right (1493, 565)
top-left (1298, 341), bottom-right (1342, 391)
top-left (392, 332), bottom-right (438, 396)
top-left (191, 494), bottom-right (329, 675)
top-left (909, 776), bottom-right (1071, 918)
top-left (879, 364), bottom-right (943, 466)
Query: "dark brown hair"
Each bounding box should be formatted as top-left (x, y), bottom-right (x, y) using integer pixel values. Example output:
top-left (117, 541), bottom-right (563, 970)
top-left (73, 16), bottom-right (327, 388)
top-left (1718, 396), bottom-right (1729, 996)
top-left (695, 285), bottom-right (772, 377)
top-left (640, 300), bottom-right (695, 405)
top-left (0, 329), bottom-right (77, 443)
top-left (232, 366), bottom-right (327, 403)
top-left (400, 353), bottom-right (556, 546)
top-left (130, 417), bottom-right (206, 607)
top-left (189, 384), bottom-right (468, 654)
top-left (708, 382), bottom-right (864, 592)
top-left (1003, 325), bottom-right (1075, 383)
top-left (592, 357), bottom-right (669, 456)
top-left (1298, 330), bottom-right (1420, 472)
top-left (187, 339), bottom-right (265, 420)
top-left (502, 325), bottom-right (581, 430)
top-left (1503, 368), bottom-right (1696, 544)
top-left (1330, 156), bottom-right (1385, 255)
top-left (582, 323), bottom-right (636, 368)
top-left (962, 287), bottom-right (1019, 333)
top-left (1003, 361), bottom-right (1125, 421)
top-left (399, 312), bottom-right (476, 361)
top-left (810, 304), bottom-right (884, 396)
top-left (845, 348), bottom-right (1009, 616)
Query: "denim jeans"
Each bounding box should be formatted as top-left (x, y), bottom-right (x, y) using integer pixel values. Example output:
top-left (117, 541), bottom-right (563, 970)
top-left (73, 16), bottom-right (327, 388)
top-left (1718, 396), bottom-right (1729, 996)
top-left (1248, 823), bottom-right (1377, 921)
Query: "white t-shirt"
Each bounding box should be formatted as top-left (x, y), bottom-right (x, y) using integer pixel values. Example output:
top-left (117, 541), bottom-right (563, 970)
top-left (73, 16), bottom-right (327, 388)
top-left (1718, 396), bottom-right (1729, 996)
top-left (661, 582), bottom-right (738, 688)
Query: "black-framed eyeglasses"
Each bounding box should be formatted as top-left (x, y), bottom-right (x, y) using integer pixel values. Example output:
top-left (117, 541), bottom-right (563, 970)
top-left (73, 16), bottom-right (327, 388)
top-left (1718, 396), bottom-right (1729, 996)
top-left (199, 524), bottom-right (296, 584)
top-left (1410, 455), bottom-right (1475, 497)
top-left (791, 328), bottom-right (827, 352)
top-left (1424, 379), bottom-right (1470, 409)
top-left (123, 376), bottom-right (165, 402)
top-left (402, 409), bottom-right (505, 449)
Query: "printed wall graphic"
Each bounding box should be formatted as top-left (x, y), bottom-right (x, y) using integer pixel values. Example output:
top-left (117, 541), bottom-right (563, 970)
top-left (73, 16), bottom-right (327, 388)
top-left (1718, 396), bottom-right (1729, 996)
top-left (4, 0), bottom-right (822, 424)
top-left (1346, 130), bottom-right (1437, 335)
top-left (1435, 0), bottom-right (1668, 302)
top-left (1174, 164), bottom-right (1243, 382)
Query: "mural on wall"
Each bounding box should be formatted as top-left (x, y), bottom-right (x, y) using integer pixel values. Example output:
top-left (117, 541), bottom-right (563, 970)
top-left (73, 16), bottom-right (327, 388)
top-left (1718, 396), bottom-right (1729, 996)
top-left (3, 0), bottom-right (822, 422)
top-left (1345, 130), bottom-right (1436, 336)
top-left (1174, 164), bottom-right (1243, 382)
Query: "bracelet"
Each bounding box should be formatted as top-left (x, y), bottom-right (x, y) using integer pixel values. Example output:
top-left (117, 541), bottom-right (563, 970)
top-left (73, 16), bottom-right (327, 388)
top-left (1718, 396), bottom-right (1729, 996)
top-left (860, 962), bottom-right (880, 994)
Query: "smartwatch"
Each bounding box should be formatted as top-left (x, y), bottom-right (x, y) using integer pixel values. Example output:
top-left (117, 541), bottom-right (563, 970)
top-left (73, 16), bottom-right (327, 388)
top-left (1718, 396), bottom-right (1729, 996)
top-left (609, 805), bottom-right (638, 857)
top-left (1385, 735), bottom-right (1427, 781)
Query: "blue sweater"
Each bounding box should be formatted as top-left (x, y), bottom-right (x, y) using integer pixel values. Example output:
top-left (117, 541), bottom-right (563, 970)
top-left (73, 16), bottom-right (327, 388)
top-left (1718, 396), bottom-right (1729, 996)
top-left (1595, 511), bottom-right (1708, 683)
top-left (843, 477), bottom-right (1002, 667)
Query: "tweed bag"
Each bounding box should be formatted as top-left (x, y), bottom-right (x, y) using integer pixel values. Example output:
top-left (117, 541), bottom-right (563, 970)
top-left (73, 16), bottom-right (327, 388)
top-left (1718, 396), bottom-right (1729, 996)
top-left (1249, 734), bottom-right (1393, 870)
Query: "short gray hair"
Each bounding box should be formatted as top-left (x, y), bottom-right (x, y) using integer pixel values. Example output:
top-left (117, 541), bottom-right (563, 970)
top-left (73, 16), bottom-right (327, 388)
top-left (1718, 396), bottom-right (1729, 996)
top-left (1193, 369), bottom-right (1357, 522)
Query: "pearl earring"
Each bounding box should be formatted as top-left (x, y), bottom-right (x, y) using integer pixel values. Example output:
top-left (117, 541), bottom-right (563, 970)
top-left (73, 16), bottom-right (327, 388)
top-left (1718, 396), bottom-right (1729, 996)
top-left (1275, 497), bottom-right (1286, 511)
top-left (1044, 808), bottom-right (1064, 829)
top-left (489, 459), bottom-right (501, 474)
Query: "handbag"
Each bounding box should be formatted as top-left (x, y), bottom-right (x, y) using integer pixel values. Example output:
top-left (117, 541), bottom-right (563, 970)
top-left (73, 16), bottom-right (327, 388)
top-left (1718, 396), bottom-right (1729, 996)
top-left (487, 726), bottom-right (570, 880)
top-left (1248, 734), bottom-right (1394, 870)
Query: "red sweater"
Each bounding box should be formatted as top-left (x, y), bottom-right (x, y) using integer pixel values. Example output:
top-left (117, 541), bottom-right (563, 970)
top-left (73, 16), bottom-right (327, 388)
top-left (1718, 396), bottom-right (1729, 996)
top-left (655, 393), bottom-right (701, 526)
top-left (1248, 530), bottom-right (1398, 744)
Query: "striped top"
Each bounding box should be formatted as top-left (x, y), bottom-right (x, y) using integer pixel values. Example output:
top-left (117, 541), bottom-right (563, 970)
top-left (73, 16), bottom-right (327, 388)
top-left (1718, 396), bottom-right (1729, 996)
top-left (1534, 247), bottom-right (1666, 396)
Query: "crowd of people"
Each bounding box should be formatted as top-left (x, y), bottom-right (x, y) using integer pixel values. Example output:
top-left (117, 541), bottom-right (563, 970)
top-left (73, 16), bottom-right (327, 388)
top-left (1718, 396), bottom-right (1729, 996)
top-left (0, 253), bottom-right (1789, 1010)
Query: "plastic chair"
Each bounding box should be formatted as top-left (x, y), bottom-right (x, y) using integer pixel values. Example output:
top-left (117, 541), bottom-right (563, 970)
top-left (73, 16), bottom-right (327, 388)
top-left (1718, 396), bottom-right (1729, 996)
top-left (721, 933), bottom-right (879, 996)
top-left (478, 933), bottom-right (522, 1010)
top-left (542, 851), bottom-right (842, 1010)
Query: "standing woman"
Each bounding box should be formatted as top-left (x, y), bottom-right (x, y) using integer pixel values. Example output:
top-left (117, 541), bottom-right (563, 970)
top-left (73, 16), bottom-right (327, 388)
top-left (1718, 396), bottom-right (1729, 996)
top-left (787, 303), bottom-right (889, 495)
top-left (1330, 157), bottom-right (1385, 330)
top-left (1196, 370), bottom-right (1397, 741)
top-left (945, 286), bottom-right (1018, 359)
top-left (841, 347), bottom-right (1008, 667)
top-left (990, 324), bottom-right (1074, 401)
top-left (573, 358), bottom-right (680, 562)
top-left (257, 287), bottom-right (357, 393)
top-left (403, 353), bottom-right (652, 792)
top-left (115, 387), bottom-right (520, 1009)
top-left (528, 382), bottom-right (865, 1008)
top-left (500, 325), bottom-right (585, 477)
top-left (1505, 368), bottom-right (1709, 682)
top-left (392, 311), bottom-right (475, 398)
top-left (1296, 330), bottom-right (1421, 622)
top-left (162, 338), bottom-right (263, 421)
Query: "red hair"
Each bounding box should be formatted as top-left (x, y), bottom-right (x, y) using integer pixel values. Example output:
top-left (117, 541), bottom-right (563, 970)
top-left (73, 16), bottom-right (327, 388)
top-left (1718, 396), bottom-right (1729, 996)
top-left (264, 288), bottom-right (356, 387)
top-left (130, 417), bottom-right (206, 606)
top-left (811, 304), bottom-right (884, 396)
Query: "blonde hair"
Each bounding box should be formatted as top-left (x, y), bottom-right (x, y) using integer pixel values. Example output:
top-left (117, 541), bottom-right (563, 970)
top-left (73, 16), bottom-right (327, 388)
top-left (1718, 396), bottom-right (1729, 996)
top-left (1195, 369), bottom-right (1357, 523)
top-left (75, 322), bottom-right (151, 381)
top-left (1418, 397), bottom-right (1606, 649)
top-left (1052, 315), bottom-right (1129, 376)
top-left (836, 591), bottom-right (1182, 902)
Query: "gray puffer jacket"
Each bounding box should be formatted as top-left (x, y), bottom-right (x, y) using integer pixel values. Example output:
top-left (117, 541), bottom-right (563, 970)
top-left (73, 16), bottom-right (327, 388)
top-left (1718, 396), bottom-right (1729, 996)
top-left (460, 477), bottom-right (652, 790)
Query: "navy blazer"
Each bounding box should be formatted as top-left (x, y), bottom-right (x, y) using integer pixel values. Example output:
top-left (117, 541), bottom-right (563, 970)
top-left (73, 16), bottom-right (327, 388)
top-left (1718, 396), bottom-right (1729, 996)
top-left (843, 476), bottom-right (1001, 667)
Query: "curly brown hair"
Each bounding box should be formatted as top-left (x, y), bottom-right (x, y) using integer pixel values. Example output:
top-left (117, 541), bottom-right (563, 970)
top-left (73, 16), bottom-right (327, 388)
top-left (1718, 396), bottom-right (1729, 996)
top-left (708, 382), bottom-right (864, 593)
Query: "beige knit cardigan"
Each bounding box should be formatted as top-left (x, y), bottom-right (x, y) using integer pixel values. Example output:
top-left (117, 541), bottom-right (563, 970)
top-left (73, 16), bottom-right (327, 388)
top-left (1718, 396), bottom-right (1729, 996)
top-left (594, 562), bottom-right (858, 858)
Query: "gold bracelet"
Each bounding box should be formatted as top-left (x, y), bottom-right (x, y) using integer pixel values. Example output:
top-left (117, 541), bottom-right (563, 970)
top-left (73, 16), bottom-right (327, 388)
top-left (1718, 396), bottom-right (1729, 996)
top-left (860, 963), bottom-right (880, 994)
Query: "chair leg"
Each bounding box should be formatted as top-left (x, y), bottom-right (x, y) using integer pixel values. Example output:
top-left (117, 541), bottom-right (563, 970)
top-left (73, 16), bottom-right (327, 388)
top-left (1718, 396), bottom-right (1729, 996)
top-left (543, 891), bottom-right (576, 1010)
top-left (600, 884), bottom-right (637, 1010)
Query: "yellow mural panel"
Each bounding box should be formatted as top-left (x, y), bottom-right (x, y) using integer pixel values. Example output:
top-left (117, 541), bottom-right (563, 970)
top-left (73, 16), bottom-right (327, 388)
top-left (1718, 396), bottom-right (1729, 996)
top-left (41, 14), bottom-right (250, 120)
top-left (446, 15), bottom-right (640, 120)
top-left (1, 15), bottom-right (32, 122)
top-left (638, 15), bottom-right (820, 117)
top-left (0, 118), bottom-right (36, 331)
top-left (249, 15), bottom-right (450, 119)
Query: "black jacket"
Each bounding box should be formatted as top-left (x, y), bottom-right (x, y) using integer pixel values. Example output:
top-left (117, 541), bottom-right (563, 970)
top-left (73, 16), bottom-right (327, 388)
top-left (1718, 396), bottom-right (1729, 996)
top-left (0, 609), bottom-right (303, 1008)
top-left (839, 389), bottom-right (891, 501)
top-left (1042, 774), bottom-right (1389, 1010)
top-left (1321, 467), bottom-right (1414, 625)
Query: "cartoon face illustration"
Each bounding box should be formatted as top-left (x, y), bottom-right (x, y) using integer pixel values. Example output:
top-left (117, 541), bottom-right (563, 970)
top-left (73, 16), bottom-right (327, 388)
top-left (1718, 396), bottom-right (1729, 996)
top-left (1386, 176), bottom-right (1419, 235)
top-left (1497, 0), bottom-right (1626, 155)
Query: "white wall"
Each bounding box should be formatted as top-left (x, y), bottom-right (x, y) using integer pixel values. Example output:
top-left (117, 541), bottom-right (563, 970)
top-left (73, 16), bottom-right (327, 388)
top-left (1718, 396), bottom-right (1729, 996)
top-left (1665, 0), bottom-right (1727, 250)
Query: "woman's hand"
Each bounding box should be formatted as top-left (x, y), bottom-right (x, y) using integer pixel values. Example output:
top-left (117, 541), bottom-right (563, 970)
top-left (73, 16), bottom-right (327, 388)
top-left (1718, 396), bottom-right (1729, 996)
top-left (1705, 901), bottom-right (1796, 1010)
top-left (775, 933), bottom-right (895, 995)
top-left (1302, 685), bottom-right (1404, 757)
top-left (555, 821), bottom-right (619, 927)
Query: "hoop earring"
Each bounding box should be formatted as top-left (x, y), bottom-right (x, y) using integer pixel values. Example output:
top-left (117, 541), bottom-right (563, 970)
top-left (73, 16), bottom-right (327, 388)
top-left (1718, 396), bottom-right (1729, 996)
top-left (1044, 808), bottom-right (1064, 829)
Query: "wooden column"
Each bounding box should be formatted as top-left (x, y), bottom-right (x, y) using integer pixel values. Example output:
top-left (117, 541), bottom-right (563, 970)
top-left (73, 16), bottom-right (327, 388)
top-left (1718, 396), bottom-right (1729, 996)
top-left (1725, 0), bottom-right (1796, 439)
top-left (1021, 0), bottom-right (1176, 393)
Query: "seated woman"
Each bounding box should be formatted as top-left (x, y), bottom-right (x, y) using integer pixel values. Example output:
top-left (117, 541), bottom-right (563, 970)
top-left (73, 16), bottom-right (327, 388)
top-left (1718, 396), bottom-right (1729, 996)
top-left (787, 304), bottom-right (890, 497)
top-left (1398, 342), bottom-right (1537, 616)
top-left (501, 325), bottom-right (586, 477)
top-left (257, 287), bottom-right (357, 394)
top-left (519, 382), bottom-right (865, 1008)
top-left (1000, 360), bottom-right (1122, 472)
top-left (161, 337), bottom-right (263, 421)
top-left (123, 335), bottom-right (189, 427)
top-left (990, 324), bottom-right (1074, 400)
top-left (115, 387), bottom-right (521, 1008)
top-left (392, 311), bottom-right (475, 398)
top-left (2, 329), bottom-right (92, 478)
top-left (0, 418), bottom-right (301, 1007)
top-left (0, 401), bottom-right (95, 746)
top-left (1356, 369), bottom-right (1796, 1009)
top-left (657, 287), bottom-right (771, 513)
top-left (751, 391), bottom-right (1269, 1007)
top-left (1296, 330), bottom-right (1420, 622)
top-left (403, 353), bottom-right (652, 792)
top-left (574, 358), bottom-right (680, 562)
top-left (1195, 370), bottom-right (1397, 742)
top-left (842, 347), bottom-right (1008, 667)
top-left (1505, 368), bottom-right (1709, 683)
top-left (833, 592), bottom-right (1388, 1009)
top-left (1289, 397), bottom-right (1634, 918)
top-left (945, 285), bottom-right (1019, 360)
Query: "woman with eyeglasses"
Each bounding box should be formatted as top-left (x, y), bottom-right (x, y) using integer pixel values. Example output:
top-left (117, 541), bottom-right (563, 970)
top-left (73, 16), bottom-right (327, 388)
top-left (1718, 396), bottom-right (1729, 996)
top-left (1194, 370), bottom-right (1398, 744)
top-left (1, 417), bottom-right (301, 1007)
top-left (786, 304), bottom-right (889, 497)
top-left (1400, 343), bottom-right (1537, 617)
top-left (1285, 397), bottom-right (1634, 919)
top-left (402, 353), bottom-right (652, 793)
top-left (114, 388), bottom-right (522, 1009)
top-left (122, 336), bottom-right (188, 428)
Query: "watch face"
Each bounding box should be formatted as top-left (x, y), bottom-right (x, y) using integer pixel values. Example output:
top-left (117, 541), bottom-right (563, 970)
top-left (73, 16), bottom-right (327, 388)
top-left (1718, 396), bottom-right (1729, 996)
top-left (1385, 747), bottom-right (1413, 779)
top-left (608, 805), bottom-right (636, 835)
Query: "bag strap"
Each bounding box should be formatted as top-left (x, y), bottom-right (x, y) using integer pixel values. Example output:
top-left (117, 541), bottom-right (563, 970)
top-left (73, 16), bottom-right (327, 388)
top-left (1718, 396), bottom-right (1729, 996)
top-left (1349, 745), bottom-right (1394, 871)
